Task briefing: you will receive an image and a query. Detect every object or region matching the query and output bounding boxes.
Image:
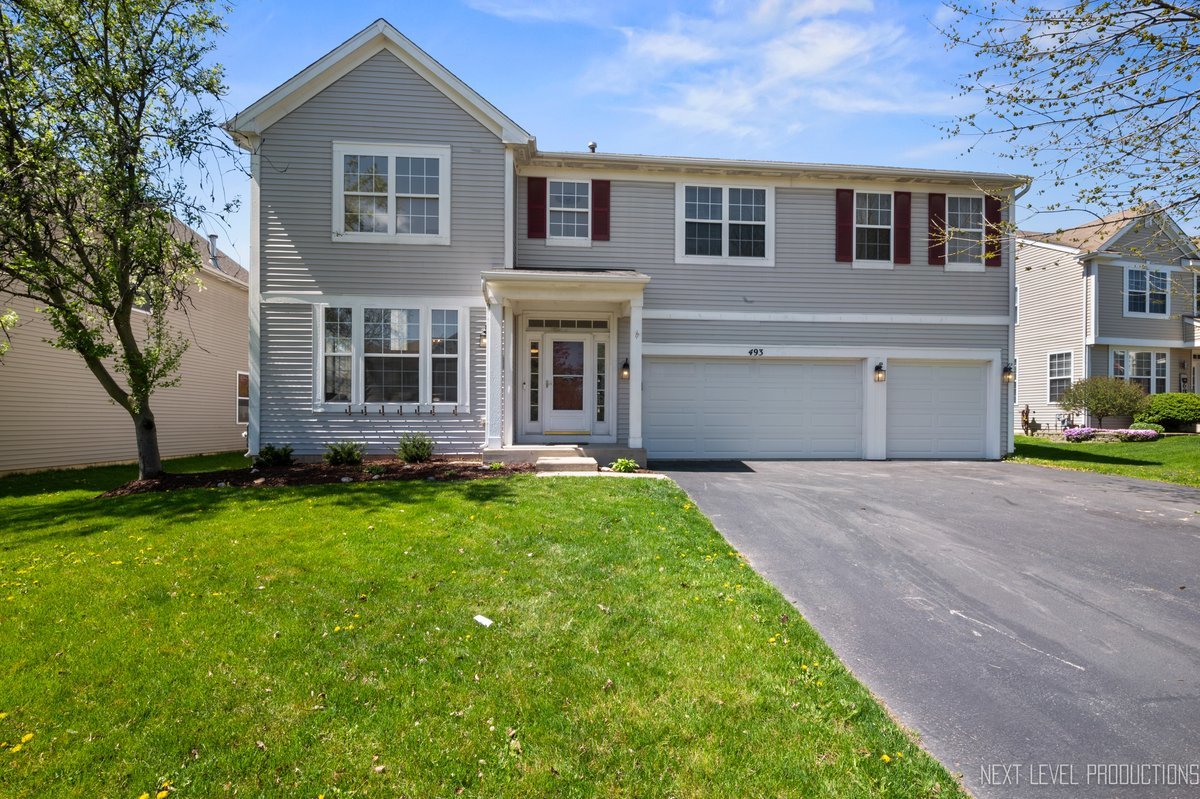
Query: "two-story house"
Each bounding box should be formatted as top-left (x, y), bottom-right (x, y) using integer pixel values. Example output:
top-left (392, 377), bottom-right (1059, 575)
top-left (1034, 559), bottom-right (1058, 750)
top-left (225, 19), bottom-right (1025, 463)
top-left (1015, 209), bottom-right (1200, 431)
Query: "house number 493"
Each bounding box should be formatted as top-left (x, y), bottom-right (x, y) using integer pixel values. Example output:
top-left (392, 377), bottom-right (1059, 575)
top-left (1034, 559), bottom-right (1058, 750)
top-left (747, 348), bottom-right (765, 356)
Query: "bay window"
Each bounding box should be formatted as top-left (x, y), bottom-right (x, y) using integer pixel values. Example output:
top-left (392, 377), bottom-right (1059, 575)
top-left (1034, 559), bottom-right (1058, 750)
top-left (317, 304), bottom-right (466, 409)
top-left (1112, 350), bottom-right (1167, 395)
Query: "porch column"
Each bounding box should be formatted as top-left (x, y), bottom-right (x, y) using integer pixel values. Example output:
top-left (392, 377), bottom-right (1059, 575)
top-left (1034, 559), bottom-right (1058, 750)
top-left (485, 300), bottom-right (503, 449)
top-left (502, 305), bottom-right (514, 446)
top-left (629, 298), bottom-right (644, 449)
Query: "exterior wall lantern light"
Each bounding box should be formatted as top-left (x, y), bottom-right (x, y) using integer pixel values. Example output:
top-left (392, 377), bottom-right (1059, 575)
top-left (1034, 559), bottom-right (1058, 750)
top-left (621, 358), bottom-right (631, 379)
top-left (1002, 364), bottom-right (1015, 383)
top-left (873, 362), bottom-right (886, 382)
top-left (477, 332), bottom-right (487, 348)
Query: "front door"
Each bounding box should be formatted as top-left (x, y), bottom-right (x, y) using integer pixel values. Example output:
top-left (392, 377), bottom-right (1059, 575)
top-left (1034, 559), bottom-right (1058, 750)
top-left (545, 335), bottom-right (590, 434)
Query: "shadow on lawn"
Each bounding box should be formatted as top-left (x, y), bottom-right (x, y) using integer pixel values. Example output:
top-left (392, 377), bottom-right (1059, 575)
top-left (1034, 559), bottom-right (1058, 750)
top-left (1015, 441), bottom-right (1160, 466)
top-left (0, 476), bottom-right (524, 553)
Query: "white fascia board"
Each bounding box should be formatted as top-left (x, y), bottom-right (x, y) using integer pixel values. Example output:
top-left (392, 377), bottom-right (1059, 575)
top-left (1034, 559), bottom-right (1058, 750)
top-left (1094, 337), bottom-right (1187, 348)
top-left (1016, 237), bottom-right (1083, 256)
top-left (225, 20), bottom-right (532, 148)
top-left (641, 309), bottom-right (1010, 326)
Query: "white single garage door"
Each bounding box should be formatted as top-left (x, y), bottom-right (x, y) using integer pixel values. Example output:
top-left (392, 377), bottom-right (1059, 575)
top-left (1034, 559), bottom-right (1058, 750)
top-left (886, 361), bottom-right (987, 459)
top-left (644, 358), bottom-right (863, 459)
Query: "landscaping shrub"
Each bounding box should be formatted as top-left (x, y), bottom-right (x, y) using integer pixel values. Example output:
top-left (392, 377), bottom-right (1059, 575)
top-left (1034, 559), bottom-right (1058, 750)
top-left (1062, 427), bottom-right (1097, 442)
top-left (1056, 377), bottom-right (1147, 425)
top-left (1129, 422), bottom-right (1165, 434)
top-left (1137, 393), bottom-right (1200, 426)
top-left (363, 462), bottom-right (387, 476)
top-left (609, 458), bottom-right (640, 473)
top-left (324, 441), bottom-right (365, 466)
top-left (395, 432), bottom-right (436, 463)
top-left (1062, 427), bottom-right (1160, 443)
top-left (253, 443), bottom-right (294, 469)
top-left (1115, 429), bottom-right (1161, 442)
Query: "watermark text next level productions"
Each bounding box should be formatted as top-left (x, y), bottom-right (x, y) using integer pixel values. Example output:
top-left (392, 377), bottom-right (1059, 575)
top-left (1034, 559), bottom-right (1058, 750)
top-left (981, 763), bottom-right (1200, 788)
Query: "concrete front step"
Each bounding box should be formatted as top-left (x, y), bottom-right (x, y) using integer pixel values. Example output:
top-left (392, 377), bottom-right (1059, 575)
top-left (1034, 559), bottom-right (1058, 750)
top-left (534, 456), bottom-right (598, 473)
top-left (483, 445), bottom-right (647, 467)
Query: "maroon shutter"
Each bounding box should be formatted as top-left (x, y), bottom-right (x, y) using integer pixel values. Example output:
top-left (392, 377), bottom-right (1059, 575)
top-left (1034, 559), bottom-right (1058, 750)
top-left (984, 195), bottom-right (1003, 267)
top-left (835, 188), bottom-right (854, 263)
top-left (527, 177), bottom-right (547, 239)
top-left (928, 192), bottom-right (946, 266)
top-left (894, 191), bottom-right (911, 265)
top-left (592, 180), bottom-right (610, 241)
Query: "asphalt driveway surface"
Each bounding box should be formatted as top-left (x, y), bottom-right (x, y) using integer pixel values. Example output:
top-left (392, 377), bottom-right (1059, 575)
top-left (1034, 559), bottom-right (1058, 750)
top-left (659, 461), bottom-right (1200, 798)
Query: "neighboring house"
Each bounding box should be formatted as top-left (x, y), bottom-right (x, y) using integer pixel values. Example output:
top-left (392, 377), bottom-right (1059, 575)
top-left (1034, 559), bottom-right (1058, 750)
top-left (225, 19), bottom-right (1025, 462)
top-left (0, 227), bottom-right (249, 473)
top-left (1015, 210), bottom-right (1200, 431)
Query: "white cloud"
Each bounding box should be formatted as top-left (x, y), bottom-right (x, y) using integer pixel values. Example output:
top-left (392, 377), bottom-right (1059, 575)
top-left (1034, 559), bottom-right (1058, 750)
top-left (569, 0), bottom-right (946, 141)
top-left (464, 0), bottom-right (612, 24)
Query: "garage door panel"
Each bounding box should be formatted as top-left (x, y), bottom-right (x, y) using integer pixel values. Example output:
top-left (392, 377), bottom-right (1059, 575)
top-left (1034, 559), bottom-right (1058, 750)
top-left (645, 358), bottom-right (863, 459)
top-left (886, 361), bottom-right (987, 459)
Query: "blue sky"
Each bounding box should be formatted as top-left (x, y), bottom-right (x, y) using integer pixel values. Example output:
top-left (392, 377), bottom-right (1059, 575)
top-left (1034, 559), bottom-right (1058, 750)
top-left (204, 0), bottom-right (1083, 267)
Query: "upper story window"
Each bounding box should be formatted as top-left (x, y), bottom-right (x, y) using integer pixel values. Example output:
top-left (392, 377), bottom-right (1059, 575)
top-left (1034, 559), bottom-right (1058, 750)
top-left (855, 192), bottom-right (892, 263)
top-left (1047, 351), bottom-right (1072, 403)
top-left (675, 184), bottom-right (774, 265)
top-left (332, 142), bottom-right (451, 245)
top-left (1125, 266), bottom-right (1168, 316)
top-left (317, 303), bottom-right (464, 410)
top-left (548, 180), bottom-right (590, 242)
top-left (946, 196), bottom-right (984, 267)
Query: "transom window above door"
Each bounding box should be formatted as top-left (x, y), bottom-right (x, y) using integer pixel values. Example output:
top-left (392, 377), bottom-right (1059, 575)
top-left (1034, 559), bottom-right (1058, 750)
top-left (332, 142), bottom-right (451, 244)
top-left (676, 183), bottom-right (774, 265)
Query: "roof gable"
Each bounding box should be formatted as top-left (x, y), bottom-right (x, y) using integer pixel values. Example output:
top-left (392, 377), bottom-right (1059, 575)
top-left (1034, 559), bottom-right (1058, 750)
top-left (225, 19), bottom-right (532, 148)
top-left (1021, 207), bottom-right (1200, 261)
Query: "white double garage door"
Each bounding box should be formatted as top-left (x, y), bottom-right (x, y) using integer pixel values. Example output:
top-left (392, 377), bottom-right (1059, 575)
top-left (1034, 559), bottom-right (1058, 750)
top-left (644, 357), bottom-right (991, 460)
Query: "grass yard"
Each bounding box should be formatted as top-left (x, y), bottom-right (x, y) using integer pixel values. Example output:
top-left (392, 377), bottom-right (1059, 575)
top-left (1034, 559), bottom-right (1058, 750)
top-left (0, 460), bottom-right (965, 798)
top-left (1011, 434), bottom-right (1200, 487)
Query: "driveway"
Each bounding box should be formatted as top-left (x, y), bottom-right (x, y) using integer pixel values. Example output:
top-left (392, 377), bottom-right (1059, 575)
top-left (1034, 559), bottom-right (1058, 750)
top-left (659, 461), bottom-right (1200, 798)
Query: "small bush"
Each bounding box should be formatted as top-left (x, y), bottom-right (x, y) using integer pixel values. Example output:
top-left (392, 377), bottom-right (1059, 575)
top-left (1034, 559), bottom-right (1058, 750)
top-left (1056, 377), bottom-right (1148, 423)
top-left (363, 462), bottom-right (387, 476)
top-left (1114, 429), bottom-right (1161, 442)
top-left (1062, 427), bottom-right (1097, 442)
top-left (1138, 393), bottom-right (1200, 426)
top-left (254, 443), bottom-right (294, 469)
top-left (1129, 422), bottom-right (1165, 434)
top-left (487, 461), bottom-right (505, 471)
top-left (609, 458), bottom-right (640, 473)
top-left (396, 432), bottom-right (436, 463)
top-left (324, 441), bottom-right (365, 466)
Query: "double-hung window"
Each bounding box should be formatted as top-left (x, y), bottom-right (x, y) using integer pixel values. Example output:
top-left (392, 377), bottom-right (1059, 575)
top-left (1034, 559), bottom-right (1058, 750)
top-left (1047, 352), bottom-right (1072, 403)
top-left (548, 180), bottom-right (590, 243)
top-left (236, 372), bottom-right (249, 424)
top-left (676, 184), bottom-right (773, 265)
top-left (317, 304), bottom-right (465, 409)
top-left (1125, 266), bottom-right (1169, 316)
top-left (333, 142), bottom-right (451, 244)
top-left (946, 196), bottom-right (985, 268)
top-left (1112, 350), bottom-right (1167, 395)
top-left (855, 192), bottom-right (892, 264)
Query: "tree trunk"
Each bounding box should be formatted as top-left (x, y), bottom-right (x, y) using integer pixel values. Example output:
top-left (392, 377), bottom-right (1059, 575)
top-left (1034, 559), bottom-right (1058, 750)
top-left (133, 406), bottom-right (164, 479)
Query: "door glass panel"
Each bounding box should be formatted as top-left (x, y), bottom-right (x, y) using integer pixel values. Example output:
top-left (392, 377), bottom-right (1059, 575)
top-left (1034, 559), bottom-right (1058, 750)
top-left (552, 340), bottom-right (585, 411)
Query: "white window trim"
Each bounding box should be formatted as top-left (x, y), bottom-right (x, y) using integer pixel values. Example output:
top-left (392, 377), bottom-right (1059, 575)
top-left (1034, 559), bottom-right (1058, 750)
top-left (944, 193), bottom-right (986, 273)
top-left (1014, 284), bottom-right (1020, 326)
top-left (1047, 351), bottom-right (1073, 405)
top-left (1122, 264), bottom-right (1170, 318)
top-left (852, 190), bottom-right (894, 271)
top-left (313, 301), bottom-right (470, 412)
top-left (545, 177), bottom-right (592, 248)
top-left (236, 371), bottom-right (249, 425)
top-left (1109, 348), bottom-right (1170, 395)
top-left (331, 141), bottom-right (452, 245)
top-left (674, 183), bottom-right (775, 266)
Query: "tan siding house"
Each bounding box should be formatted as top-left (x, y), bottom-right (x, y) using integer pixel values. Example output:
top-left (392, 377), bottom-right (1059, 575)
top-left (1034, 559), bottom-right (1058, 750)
top-left (0, 240), bottom-right (249, 473)
top-left (1015, 210), bottom-right (1200, 430)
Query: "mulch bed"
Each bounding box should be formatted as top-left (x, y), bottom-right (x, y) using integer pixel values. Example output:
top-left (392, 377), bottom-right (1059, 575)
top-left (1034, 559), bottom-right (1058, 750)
top-left (100, 459), bottom-right (534, 498)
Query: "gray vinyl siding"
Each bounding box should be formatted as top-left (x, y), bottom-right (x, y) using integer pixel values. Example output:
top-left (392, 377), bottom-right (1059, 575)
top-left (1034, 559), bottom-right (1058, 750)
top-left (1110, 218), bottom-right (1192, 263)
top-left (516, 177), bottom-right (1010, 315)
top-left (259, 303), bottom-right (486, 455)
top-left (1096, 263), bottom-right (1187, 341)
top-left (1012, 241), bottom-right (1085, 432)
top-left (258, 51), bottom-right (506, 297)
top-left (617, 317), bottom-right (630, 444)
top-left (642, 318), bottom-right (1011, 453)
top-left (1089, 345), bottom-right (1109, 377)
top-left (0, 274), bottom-right (248, 473)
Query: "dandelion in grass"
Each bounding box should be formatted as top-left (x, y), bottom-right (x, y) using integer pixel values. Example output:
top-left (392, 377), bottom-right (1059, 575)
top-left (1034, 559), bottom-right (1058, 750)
top-left (9, 743), bottom-right (21, 753)
top-left (20, 733), bottom-right (32, 743)
top-left (881, 754), bottom-right (891, 763)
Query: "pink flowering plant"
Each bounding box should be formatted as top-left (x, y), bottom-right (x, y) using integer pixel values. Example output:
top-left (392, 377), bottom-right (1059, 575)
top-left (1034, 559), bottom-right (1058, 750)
top-left (1062, 427), bottom-right (1160, 443)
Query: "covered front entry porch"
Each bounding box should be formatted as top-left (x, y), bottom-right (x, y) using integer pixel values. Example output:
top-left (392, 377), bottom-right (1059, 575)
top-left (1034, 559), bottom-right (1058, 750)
top-left (481, 269), bottom-right (650, 462)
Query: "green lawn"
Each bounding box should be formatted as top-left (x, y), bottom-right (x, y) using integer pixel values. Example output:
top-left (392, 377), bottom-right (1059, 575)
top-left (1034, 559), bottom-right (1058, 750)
top-left (1011, 434), bottom-right (1200, 487)
top-left (0, 460), bottom-right (963, 798)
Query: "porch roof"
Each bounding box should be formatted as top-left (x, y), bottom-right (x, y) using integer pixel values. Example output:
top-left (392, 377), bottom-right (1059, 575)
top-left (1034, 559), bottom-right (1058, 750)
top-left (481, 269), bottom-right (649, 308)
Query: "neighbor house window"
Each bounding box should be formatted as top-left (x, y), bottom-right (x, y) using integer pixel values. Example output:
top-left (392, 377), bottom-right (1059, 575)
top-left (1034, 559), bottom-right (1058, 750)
top-left (333, 142), bottom-right (450, 243)
top-left (548, 180), bottom-right (590, 240)
top-left (1048, 351), bottom-right (1072, 403)
top-left (316, 303), bottom-right (465, 408)
top-left (1125, 267), bottom-right (1168, 316)
top-left (1112, 350), bottom-right (1168, 394)
top-left (946, 196), bottom-right (985, 265)
top-left (855, 192), bottom-right (892, 262)
top-left (676, 184), bottom-right (773, 264)
top-left (236, 372), bottom-right (249, 424)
